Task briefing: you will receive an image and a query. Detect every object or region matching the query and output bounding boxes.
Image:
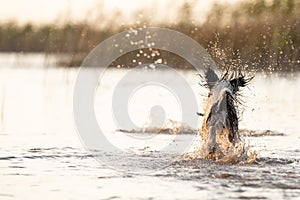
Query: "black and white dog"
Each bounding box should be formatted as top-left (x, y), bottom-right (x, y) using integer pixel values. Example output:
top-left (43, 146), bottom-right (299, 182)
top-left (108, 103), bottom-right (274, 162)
top-left (199, 68), bottom-right (253, 160)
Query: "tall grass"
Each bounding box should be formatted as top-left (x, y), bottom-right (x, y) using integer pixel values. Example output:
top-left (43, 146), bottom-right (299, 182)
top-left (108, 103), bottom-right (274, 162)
top-left (0, 0), bottom-right (299, 72)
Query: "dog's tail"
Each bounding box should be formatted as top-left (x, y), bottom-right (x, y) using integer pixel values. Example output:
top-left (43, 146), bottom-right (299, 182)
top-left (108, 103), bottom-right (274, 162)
top-left (204, 68), bottom-right (254, 94)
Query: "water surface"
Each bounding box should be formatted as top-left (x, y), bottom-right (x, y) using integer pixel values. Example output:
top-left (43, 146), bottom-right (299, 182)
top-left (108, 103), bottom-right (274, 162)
top-left (0, 54), bottom-right (299, 199)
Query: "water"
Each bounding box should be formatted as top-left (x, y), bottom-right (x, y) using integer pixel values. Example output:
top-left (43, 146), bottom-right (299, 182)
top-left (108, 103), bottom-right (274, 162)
top-left (0, 53), bottom-right (299, 199)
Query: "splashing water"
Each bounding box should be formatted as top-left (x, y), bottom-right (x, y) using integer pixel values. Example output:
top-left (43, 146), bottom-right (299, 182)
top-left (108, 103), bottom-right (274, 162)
top-left (117, 119), bottom-right (195, 135)
top-left (117, 67), bottom-right (258, 164)
top-left (118, 118), bottom-right (258, 164)
top-left (185, 135), bottom-right (257, 165)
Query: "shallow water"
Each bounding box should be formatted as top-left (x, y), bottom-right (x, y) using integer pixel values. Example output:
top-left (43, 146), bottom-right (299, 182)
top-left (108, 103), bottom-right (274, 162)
top-left (0, 54), bottom-right (300, 199)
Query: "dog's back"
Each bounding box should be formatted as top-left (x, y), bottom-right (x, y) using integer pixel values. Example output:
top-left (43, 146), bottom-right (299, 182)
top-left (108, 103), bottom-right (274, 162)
top-left (200, 69), bottom-right (252, 160)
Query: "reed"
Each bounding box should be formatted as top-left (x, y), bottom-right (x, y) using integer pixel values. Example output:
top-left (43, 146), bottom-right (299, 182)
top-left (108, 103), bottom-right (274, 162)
top-left (0, 0), bottom-right (298, 71)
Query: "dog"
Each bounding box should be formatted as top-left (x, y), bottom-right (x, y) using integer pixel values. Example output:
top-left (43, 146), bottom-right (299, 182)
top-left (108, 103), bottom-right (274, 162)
top-left (199, 68), bottom-right (253, 160)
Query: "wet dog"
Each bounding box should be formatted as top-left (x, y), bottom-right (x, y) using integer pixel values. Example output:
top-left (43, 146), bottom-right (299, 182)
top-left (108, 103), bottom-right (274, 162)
top-left (199, 68), bottom-right (252, 160)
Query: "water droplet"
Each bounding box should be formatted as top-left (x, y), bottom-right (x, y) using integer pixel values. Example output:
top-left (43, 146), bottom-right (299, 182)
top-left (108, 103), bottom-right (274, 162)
top-left (155, 59), bottom-right (162, 64)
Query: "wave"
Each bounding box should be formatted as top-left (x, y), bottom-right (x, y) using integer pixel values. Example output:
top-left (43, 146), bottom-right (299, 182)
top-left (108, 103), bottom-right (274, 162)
top-left (116, 119), bottom-right (285, 137)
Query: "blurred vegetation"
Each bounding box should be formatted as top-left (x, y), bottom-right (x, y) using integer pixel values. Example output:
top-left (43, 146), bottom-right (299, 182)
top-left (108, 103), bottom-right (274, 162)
top-left (0, 0), bottom-right (299, 72)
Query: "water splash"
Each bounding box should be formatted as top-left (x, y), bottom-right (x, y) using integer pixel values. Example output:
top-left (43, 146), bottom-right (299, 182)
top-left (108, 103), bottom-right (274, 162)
top-left (182, 132), bottom-right (257, 164)
top-left (116, 119), bottom-right (260, 164)
top-left (116, 119), bottom-right (195, 135)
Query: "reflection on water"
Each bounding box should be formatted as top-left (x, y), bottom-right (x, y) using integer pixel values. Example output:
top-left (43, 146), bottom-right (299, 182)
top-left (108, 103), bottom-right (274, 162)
top-left (0, 54), bottom-right (299, 199)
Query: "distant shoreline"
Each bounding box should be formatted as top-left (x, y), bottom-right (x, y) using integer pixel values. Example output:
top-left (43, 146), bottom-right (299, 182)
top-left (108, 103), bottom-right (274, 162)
top-left (0, 1), bottom-right (299, 71)
top-left (0, 52), bottom-right (298, 74)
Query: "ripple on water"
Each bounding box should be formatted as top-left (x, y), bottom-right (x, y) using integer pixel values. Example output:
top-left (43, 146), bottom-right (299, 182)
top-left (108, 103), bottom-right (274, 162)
top-left (0, 156), bottom-right (17, 160)
top-left (164, 152), bottom-right (300, 194)
top-left (0, 130), bottom-right (299, 199)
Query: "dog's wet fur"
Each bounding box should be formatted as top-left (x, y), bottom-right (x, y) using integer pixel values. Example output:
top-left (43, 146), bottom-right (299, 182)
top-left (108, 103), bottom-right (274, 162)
top-left (199, 68), bottom-right (253, 161)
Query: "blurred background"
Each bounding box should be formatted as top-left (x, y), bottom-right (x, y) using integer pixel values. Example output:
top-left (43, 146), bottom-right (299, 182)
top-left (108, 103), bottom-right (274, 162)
top-left (0, 0), bottom-right (299, 71)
